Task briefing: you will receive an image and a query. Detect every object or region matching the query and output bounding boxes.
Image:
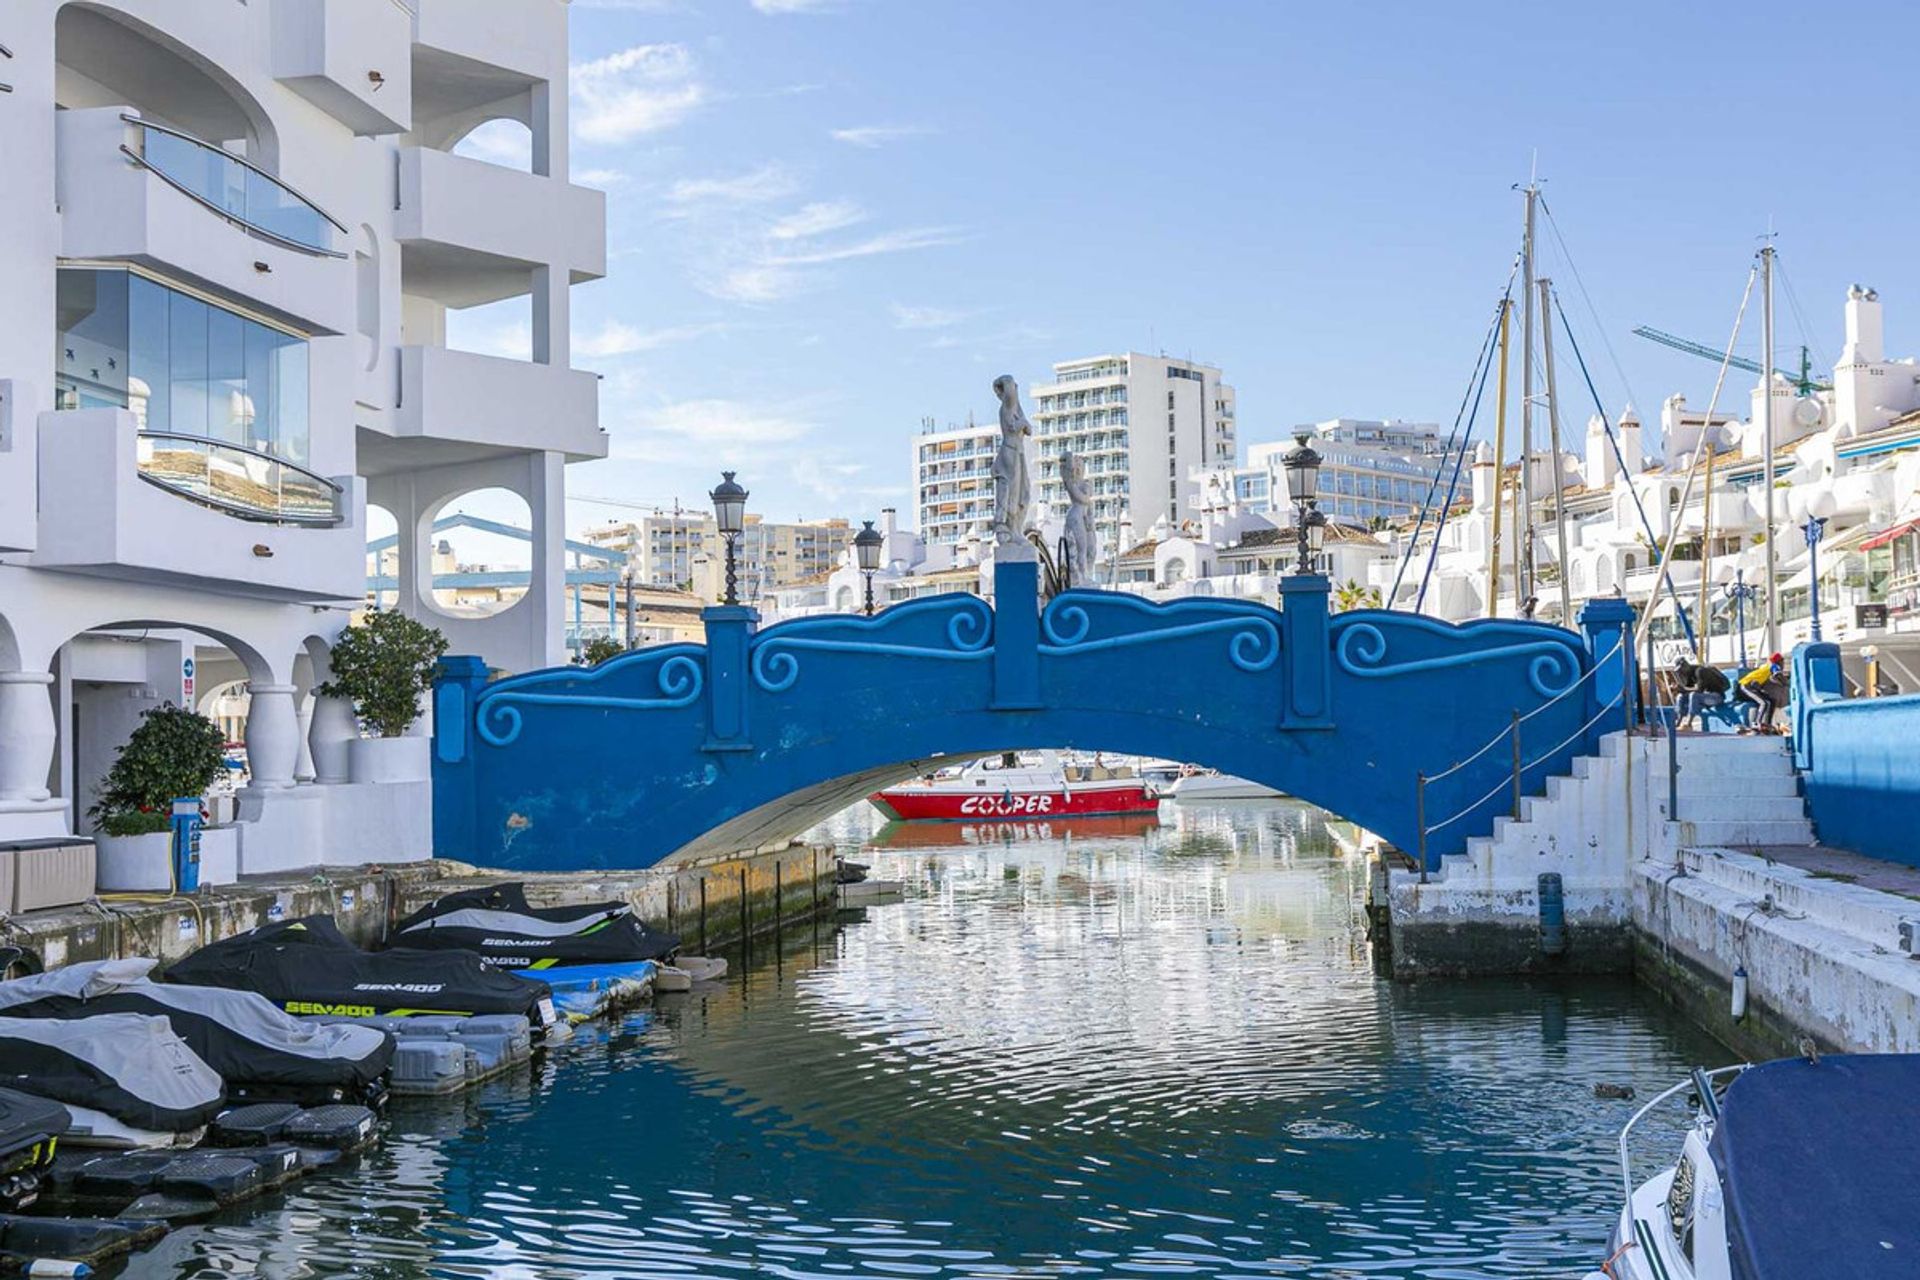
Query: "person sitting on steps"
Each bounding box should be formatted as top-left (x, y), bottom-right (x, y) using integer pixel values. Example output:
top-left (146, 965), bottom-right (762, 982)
top-left (1673, 657), bottom-right (1730, 731)
top-left (1736, 653), bottom-right (1789, 734)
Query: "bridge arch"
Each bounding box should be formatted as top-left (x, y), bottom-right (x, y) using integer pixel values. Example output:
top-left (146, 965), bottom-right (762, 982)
top-left (432, 563), bottom-right (1634, 872)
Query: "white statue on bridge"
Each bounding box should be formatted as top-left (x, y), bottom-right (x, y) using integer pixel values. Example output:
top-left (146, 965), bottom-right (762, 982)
top-left (1060, 451), bottom-right (1099, 585)
top-left (990, 374), bottom-right (1034, 549)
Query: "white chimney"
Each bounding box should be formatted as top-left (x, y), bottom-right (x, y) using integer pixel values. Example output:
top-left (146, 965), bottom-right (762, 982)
top-left (1470, 440), bottom-right (1497, 512)
top-left (1615, 405), bottom-right (1643, 479)
top-left (1584, 413), bottom-right (1616, 489)
top-left (1842, 283), bottom-right (1885, 366)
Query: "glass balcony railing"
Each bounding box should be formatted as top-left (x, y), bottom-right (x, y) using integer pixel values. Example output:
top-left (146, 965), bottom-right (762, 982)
top-left (137, 432), bottom-right (343, 525)
top-left (121, 115), bottom-right (347, 257)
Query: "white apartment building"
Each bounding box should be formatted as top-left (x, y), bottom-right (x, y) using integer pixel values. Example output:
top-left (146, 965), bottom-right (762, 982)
top-left (1206, 418), bottom-right (1458, 528)
top-left (1030, 353), bottom-right (1236, 546)
top-left (585, 511), bottom-right (853, 603)
top-left (911, 417), bottom-right (998, 546)
top-left (0, 1), bottom-right (605, 877)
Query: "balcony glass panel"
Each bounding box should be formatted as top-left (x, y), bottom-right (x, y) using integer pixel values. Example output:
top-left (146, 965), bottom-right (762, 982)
top-left (127, 118), bottom-right (341, 256)
top-left (55, 267), bottom-right (337, 525)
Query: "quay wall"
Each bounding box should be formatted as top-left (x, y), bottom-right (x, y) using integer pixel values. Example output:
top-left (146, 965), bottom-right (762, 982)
top-left (1380, 728), bottom-right (1920, 1056)
top-left (3, 845), bottom-right (839, 975)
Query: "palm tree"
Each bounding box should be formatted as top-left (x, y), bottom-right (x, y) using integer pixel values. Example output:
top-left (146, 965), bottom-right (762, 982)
top-left (1333, 579), bottom-right (1381, 613)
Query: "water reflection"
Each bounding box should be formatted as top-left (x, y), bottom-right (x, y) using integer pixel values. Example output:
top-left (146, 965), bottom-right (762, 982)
top-left (129, 800), bottom-right (1720, 1279)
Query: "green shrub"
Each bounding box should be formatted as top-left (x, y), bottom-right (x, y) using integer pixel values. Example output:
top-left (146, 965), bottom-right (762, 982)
top-left (576, 636), bottom-right (626, 665)
top-left (320, 609), bottom-right (449, 738)
top-left (89, 703), bottom-right (226, 834)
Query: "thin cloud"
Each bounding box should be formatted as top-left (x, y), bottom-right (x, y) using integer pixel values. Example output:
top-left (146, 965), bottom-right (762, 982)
top-left (573, 44), bottom-right (706, 144)
top-left (667, 164), bottom-right (797, 207)
top-left (577, 320), bottom-right (729, 359)
top-left (751, 0), bottom-right (840, 13)
top-left (776, 227), bottom-right (968, 266)
top-left (609, 398), bottom-right (816, 463)
top-left (770, 201), bottom-right (867, 241)
top-left (891, 304), bottom-right (975, 330)
top-left (575, 167), bottom-right (627, 187)
top-left (830, 124), bottom-right (931, 148)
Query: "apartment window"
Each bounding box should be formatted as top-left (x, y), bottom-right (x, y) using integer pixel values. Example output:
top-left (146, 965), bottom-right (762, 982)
top-left (56, 266), bottom-right (310, 467)
top-left (1167, 391), bottom-right (1175, 410)
top-left (1167, 413), bottom-right (1175, 429)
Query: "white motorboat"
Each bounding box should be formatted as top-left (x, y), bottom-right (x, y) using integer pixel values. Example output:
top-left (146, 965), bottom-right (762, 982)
top-left (1166, 768), bottom-right (1284, 801)
top-left (1593, 1053), bottom-right (1919, 1279)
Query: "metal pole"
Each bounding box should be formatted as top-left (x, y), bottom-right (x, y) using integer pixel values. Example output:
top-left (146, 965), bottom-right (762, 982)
top-left (698, 875), bottom-right (708, 954)
top-left (1487, 299), bottom-right (1512, 617)
top-left (1761, 243), bottom-right (1779, 657)
top-left (1415, 773), bottom-right (1428, 885)
top-left (1511, 710), bottom-right (1523, 818)
top-left (1518, 182), bottom-right (1538, 608)
top-left (739, 865), bottom-right (749, 954)
top-left (1807, 519), bottom-right (1824, 641)
top-left (1666, 710), bottom-right (1679, 822)
top-left (863, 571), bottom-right (874, 617)
top-left (1537, 276), bottom-right (1574, 625)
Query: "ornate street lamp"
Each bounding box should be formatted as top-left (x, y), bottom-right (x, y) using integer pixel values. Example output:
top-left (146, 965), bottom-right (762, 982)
top-left (1723, 570), bottom-right (1758, 669)
top-left (1804, 515), bottom-right (1829, 642)
top-left (853, 519), bottom-right (884, 616)
top-left (709, 471), bottom-right (748, 606)
top-left (1283, 430), bottom-right (1324, 575)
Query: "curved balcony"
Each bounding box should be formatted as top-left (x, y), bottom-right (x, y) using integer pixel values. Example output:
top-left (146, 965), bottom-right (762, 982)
top-left (136, 433), bottom-right (343, 526)
top-left (120, 115), bottom-right (347, 258)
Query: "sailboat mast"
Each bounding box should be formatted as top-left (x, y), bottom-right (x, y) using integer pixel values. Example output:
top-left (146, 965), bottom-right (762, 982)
top-left (1486, 299), bottom-right (1512, 617)
top-left (1518, 182), bottom-right (1539, 614)
top-left (1537, 277), bottom-right (1574, 625)
top-left (1760, 242), bottom-right (1779, 658)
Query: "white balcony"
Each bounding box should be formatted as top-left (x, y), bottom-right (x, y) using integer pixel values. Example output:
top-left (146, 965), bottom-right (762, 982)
top-left (389, 345), bottom-right (605, 461)
top-left (55, 108), bottom-right (354, 336)
top-left (396, 148), bottom-right (604, 307)
top-left (32, 410), bottom-right (366, 603)
top-left (272, 0), bottom-right (414, 136)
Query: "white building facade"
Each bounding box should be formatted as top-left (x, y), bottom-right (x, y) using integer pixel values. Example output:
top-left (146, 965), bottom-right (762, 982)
top-left (0, 0), bottom-right (605, 874)
top-left (1030, 353), bottom-right (1236, 547)
top-left (911, 418), bottom-right (998, 548)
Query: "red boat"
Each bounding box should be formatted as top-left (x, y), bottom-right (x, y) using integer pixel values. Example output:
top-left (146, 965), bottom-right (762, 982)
top-left (869, 753), bottom-right (1161, 822)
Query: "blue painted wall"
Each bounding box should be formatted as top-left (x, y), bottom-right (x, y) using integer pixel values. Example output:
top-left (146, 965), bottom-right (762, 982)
top-left (1794, 641), bottom-right (1920, 867)
top-left (433, 565), bottom-right (1633, 873)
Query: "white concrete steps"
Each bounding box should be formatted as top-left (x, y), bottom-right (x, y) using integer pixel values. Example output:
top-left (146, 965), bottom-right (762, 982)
top-left (1682, 818), bottom-right (1819, 847)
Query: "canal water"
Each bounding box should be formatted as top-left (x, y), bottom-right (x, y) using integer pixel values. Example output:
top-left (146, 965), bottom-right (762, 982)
top-left (129, 800), bottom-right (1724, 1279)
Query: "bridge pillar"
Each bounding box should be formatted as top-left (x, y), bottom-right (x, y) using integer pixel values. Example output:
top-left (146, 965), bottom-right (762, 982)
top-left (702, 606), bottom-right (759, 752)
top-left (1280, 575), bottom-right (1333, 729)
top-left (990, 558), bottom-right (1040, 710)
top-left (431, 654), bottom-right (489, 859)
top-left (1577, 597), bottom-right (1636, 728)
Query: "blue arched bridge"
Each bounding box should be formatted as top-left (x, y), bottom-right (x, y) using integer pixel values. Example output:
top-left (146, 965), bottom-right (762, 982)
top-left (431, 562), bottom-right (1635, 871)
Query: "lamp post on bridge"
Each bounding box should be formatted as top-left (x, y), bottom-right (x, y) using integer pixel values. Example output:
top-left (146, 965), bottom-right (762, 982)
top-left (1803, 515), bottom-right (1829, 642)
top-left (1723, 570), bottom-right (1757, 669)
top-left (708, 471), bottom-right (748, 607)
top-left (1282, 430), bottom-right (1324, 575)
top-left (853, 519), bottom-right (883, 616)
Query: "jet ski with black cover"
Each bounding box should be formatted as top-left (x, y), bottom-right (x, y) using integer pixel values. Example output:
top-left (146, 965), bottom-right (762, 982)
top-left (0, 1014), bottom-right (224, 1138)
top-left (0, 959), bottom-right (393, 1106)
top-left (164, 916), bottom-right (557, 1030)
top-left (392, 882), bottom-right (679, 969)
top-left (0, 1087), bottom-right (67, 1210)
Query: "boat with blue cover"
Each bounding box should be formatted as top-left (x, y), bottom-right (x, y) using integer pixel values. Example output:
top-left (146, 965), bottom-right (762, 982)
top-left (1596, 1053), bottom-right (1920, 1279)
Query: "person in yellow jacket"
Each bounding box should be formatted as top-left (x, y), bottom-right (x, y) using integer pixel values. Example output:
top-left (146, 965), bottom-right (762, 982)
top-left (1736, 653), bottom-right (1788, 733)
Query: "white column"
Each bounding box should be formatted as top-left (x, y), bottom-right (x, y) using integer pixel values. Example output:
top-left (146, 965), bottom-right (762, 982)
top-left (244, 684), bottom-right (301, 790)
top-left (308, 693), bottom-right (357, 784)
top-left (294, 693), bottom-right (317, 783)
top-left (0, 672), bottom-right (56, 803)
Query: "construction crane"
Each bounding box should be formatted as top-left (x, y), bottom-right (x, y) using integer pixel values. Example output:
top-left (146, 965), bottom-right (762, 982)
top-left (1631, 325), bottom-right (1829, 395)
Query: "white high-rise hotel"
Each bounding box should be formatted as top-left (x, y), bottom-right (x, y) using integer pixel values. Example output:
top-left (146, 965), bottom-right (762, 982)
top-left (0, 1), bottom-right (604, 875)
top-left (1032, 353), bottom-right (1236, 545)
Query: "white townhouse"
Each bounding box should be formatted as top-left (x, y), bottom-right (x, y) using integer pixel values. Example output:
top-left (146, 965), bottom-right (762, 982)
top-left (0, 0), bottom-right (606, 879)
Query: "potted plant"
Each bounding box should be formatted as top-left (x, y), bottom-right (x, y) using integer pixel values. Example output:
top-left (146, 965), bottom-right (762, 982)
top-left (321, 609), bottom-right (449, 784)
top-left (89, 703), bottom-right (226, 892)
top-left (576, 635), bottom-right (625, 665)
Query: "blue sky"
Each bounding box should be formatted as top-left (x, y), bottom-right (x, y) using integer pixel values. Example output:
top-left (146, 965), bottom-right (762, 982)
top-left (448, 0), bottom-right (1920, 534)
